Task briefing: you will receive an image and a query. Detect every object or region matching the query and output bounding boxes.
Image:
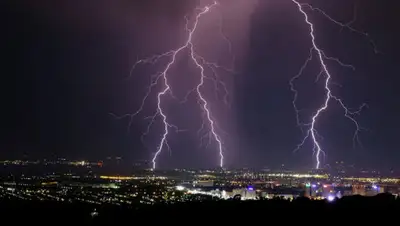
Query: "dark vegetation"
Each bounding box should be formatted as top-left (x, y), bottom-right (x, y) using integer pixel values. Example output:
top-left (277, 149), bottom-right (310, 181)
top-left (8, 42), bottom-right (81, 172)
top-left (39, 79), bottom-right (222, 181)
top-left (1, 193), bottom-right (399, 224)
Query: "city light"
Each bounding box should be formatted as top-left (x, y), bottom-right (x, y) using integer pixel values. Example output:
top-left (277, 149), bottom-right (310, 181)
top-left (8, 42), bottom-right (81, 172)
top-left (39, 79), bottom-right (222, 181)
top-left (176, 186), bottom-right (185, 191)
top-left (327, 195), bottom-right (335, 202)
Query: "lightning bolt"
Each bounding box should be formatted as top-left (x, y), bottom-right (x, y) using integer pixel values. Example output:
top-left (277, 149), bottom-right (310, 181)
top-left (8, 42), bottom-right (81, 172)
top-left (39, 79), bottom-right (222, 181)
top-left (291, 0), bottom-right (369, 169)
top-left (113, 2), bottom-right (228, 170)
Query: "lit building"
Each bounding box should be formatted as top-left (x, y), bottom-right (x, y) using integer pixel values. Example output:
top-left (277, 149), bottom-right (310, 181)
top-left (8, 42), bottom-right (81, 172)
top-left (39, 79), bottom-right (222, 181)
top-left (304, 183), bottom-right (311, 197)
top-left (304, 183), bottom-right (319, 197)
top-left (352, 184), bottom-right (366, 196)
top-left (232, 186), bottom-right (257, 200)
top-left (322, 184), bottom-right (335, 197)
top-left (193, 180), bottom-right (214, 187)
top-left (365, 184), bottom-right (384, 196)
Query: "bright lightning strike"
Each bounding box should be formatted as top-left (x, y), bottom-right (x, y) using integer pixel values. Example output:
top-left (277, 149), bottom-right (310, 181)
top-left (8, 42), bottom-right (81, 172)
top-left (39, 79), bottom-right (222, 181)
top-left (291, 0), bottom-right (369, 169)
top-left (113, 2), bottom-right (228, 170)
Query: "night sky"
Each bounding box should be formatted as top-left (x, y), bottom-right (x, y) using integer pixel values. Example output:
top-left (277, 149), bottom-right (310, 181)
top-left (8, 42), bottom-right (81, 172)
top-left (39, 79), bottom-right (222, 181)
top-left (6, 0), bottom-right (400, 169)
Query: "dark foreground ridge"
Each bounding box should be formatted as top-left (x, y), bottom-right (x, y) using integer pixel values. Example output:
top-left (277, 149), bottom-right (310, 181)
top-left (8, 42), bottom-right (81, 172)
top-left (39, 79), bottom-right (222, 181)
top-left (1, 193), bottom-right (399, 223)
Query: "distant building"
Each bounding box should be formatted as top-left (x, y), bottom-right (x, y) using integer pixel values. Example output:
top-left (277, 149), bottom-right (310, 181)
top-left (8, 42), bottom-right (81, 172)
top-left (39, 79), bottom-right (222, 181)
top-left (365, 185), bottom-right (384, 196)
top-left (193, 180), bottom-right (214, 187)
top-left (231, 187), bottom-right (256, 200)
top-left (385, 186), bottom-right (399, 195)
top-left (322, 184), bottom-right (335, 197)
top-left (304, 184), bottom-right (311, 197)
top-left (352, 184), bottom-right (366, 196)
top-left (303, 183), bottom-right (319, 197)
